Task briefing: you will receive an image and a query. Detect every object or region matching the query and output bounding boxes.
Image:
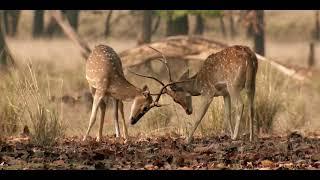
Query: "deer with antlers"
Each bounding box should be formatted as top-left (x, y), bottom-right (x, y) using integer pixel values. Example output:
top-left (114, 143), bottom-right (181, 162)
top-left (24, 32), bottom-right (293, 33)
top-left (132, 45), bottom-right (258, 143)
top-left (83, 44), bottom-right (169, 142)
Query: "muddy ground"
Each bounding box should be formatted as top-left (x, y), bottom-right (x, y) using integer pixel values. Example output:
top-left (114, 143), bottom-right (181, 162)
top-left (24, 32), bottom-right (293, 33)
top-left (1, 132), bottom-right (320, 170)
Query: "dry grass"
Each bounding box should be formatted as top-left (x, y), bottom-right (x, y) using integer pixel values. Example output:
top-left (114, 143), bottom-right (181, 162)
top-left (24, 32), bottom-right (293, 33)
top-left (1, 10), bottom-right (320, 140)
top-left (2, 38), bottom-right (318, 141)
top-left (0, 62), bottom-right (64, 145)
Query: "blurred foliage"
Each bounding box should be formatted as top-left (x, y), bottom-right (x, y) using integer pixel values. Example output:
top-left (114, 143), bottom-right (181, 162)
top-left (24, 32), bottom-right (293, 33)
top-left (155, 10), bottom-right (222, 19)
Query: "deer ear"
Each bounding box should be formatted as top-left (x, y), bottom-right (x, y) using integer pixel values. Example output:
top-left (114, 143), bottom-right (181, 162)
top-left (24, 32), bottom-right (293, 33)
top-left (142, 85), bottom-right (149, 91)
top-left (142, 85), bottom-right (150, 97)
top-left (180, 69), bottom-right (190, 80)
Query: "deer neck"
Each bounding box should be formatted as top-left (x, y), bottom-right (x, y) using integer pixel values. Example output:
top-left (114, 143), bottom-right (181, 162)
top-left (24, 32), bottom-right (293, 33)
top-left (109, 78), bottom-right (141, 101)
top-left (180, 74), bottom-right (201, 96)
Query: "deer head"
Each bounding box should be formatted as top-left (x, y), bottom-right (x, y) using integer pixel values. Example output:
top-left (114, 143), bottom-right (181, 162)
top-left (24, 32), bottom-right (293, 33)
top-left (128, 46), bottom-right (193, 115)
top-left (168, 69), bottom-right (193, 115)
top-left (129, 85), bottom-right (154, 125)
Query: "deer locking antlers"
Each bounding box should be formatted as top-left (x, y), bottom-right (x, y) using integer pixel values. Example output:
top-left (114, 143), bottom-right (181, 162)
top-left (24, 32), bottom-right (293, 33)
top-left (128, 46), bottom-right (193, 114)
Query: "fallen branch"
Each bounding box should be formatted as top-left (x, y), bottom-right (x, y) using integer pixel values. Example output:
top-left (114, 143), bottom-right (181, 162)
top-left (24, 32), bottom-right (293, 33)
top-left (120, 35), bottom-right (310, 81)
top-left (51, 10), bottom-right (91, 59)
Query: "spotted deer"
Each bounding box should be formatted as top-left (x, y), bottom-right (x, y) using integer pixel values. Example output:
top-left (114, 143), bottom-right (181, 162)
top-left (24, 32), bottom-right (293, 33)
top-left (83, 44), bottom-right (163, 142)
top-left (134, 45), bottom-right (258, 143)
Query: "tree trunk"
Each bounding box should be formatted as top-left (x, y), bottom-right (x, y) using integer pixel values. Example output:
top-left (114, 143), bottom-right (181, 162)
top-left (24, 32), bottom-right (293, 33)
top-left (32, 10), bottom-right (44, 37)
top-left (166, 14), bottom-right (188, 36)
top-left (254, 10), bottom-right (265, 56)
top-left (137, 10), bottom-right (152, 45)
top-left (195, 15), bottom-right (204, 35)
top-left (65, 10), bottom-right (79, 32)
top-left (315, 10), bottom-right (320, 40)
top-left (166, 13), bottom-right (173, 36)
top-left (229, 11), bottom-right (236, 38)
top-left (45, 11), bottom-right (66, 37)
top-left (246, 24), bottom-right (255, 38)
top-left (308, 42), bottom-right (315, 68)
top-left (151, 15), bottom-right (160, 35)
top-left (219, 15), bottom-right (226, 38)
top-left (104, 10), bottom-right (113, 37)
top-left (46, 17), bottom-right (63, 37)
top-left (188, 14), bottom-right (204, 35)
top-left (0, 11), bottom-right (15, 71)
top-left (3, 10), bottom-right (20, 37)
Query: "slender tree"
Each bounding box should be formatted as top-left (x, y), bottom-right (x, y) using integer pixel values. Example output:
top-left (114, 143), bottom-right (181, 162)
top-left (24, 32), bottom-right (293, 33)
top-left (253, 10), bottom-right (265, 56)
top-left (46, 16), bottom-right (63, 37)
top-left (189, 14), bottom-right (204, 35)
top-left (32, 10), bottom-right (44, 37)
top-left (151, 14), bottom-right (160, 35)
top-left (166, 12), bottom-right (188, 36)
top-left (65, 10), bottom-right (80, 32)
top-left (46, 10), bottom-right (77, 37)
top-left (229, 10), bottom-right (237, 38)
top-left (0, 11), bottom-right (15, 71)
top-left (3, 10), bottom-right (20, 37)
top-left (314, 10), bottom-right (320, 40)
top-left (219, 13), bottom-right (226, 38)
top-left (104, 10), bottom-right (113, 37)
top-left (137, 10), bottom-right (152, 45)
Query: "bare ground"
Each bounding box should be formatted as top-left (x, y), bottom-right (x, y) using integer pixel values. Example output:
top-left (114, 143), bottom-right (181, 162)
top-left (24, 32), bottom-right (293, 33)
top-left (1, 132), bottom-right (320, 170)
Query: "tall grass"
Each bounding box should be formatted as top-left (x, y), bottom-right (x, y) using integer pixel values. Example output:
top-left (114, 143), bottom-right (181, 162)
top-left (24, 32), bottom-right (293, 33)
top-left (0, 62), bottom-right (65, 145)
top-left (254, 63), bottom-right (285, 133)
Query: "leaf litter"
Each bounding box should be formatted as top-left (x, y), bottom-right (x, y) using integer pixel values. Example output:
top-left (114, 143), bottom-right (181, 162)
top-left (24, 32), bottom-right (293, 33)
top-left (0, 132), bottom-right (320, 170)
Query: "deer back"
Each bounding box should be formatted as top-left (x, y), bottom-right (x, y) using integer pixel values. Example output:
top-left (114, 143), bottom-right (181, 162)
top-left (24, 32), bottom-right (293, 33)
top-left (86, 44), bottom-right (126, 91)
top-left (195, 45), bottom-right (256, 95)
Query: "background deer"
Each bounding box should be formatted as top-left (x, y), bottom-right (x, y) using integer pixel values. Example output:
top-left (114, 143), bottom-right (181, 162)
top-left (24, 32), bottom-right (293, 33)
top-left (135, 46), bottom-right (258, 143)
top-left (83, 44), bottom-right (160, 142)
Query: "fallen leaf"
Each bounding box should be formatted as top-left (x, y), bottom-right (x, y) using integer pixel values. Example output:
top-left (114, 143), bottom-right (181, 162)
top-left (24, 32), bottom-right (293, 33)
top-left (261, 160), bottom-right (274, 167)
top-left (163, 162), bottom-right (172, 170)
top-left (94, 162), bottom-right (105, 169)
top-left (177, 166), bottom-right (193, 170)
top-left (216, 163), bottom-right (226, 169)
top-left (258, 167), bottom-right (272, 170)
top-left (144, 164), bottom-right (155, 170)
top-left (311, 153), bottom-right (320, 162)
top-left (53, 160), bottom-right (65, 166)
top-left (283, 163), bottom-right (294, 169)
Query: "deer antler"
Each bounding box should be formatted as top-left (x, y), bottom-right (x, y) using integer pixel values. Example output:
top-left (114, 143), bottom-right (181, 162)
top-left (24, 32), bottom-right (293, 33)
top-left (153, 79), bottom-right (192, 104)
top-left (127, 68), bottom-right (165, 86)
top-left (147, 46), bottom-right (173, 82)
top-left (128, 65), bottom-right (192, 108)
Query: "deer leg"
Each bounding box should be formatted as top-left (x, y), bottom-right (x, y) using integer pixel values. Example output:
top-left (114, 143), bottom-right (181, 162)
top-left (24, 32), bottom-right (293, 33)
top-left (89, 86), bottom-right (96, 95)
top-left (96, 100), bottom-right (106, 142)
top-left (83, 91), bottom-right (104, 141)
top-left (247, 88), bottom-right (255, 142)
top-left (187, 96), bottom-right (212, 144)
top-left (118, 100), bottom-right (128, 139)
top-left (113, 99), bottom-right (121, 138)
top-left (223, 93), bottom-right (234, 138)
top-left (231, 92), bottom-right (245, 140)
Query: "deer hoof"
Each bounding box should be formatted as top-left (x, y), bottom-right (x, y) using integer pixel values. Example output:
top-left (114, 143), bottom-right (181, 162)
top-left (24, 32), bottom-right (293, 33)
top-left (231, 134), bottom-right (238, 141)
top-left (96, 137), bottom-right (101, 142)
